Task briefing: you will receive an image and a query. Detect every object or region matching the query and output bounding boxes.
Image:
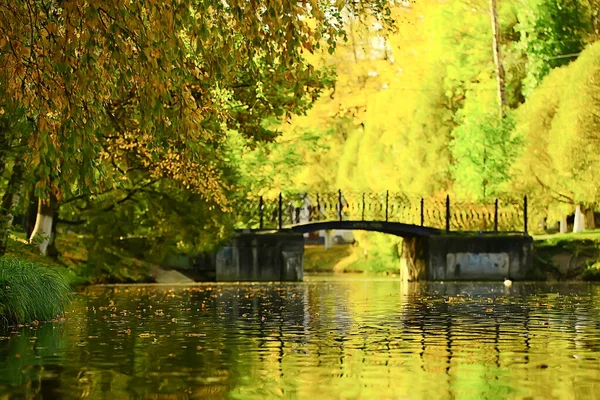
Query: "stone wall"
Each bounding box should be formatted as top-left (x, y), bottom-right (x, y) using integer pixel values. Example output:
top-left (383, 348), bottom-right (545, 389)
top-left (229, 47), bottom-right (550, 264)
top-left (401, 235), bottom-right (533, 281)
top-left (216, 232), bottom-right (304, 282)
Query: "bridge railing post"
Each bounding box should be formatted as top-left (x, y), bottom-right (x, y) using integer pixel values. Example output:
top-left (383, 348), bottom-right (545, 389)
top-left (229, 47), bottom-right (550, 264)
top-left (278, 192), bottom-right (283, 231)
top-left (362, 193), bottom-right (365, 221)
top-left (494, 198), bottom-right (498, 232)
top-left (445, 195), bottom-right (451, 232)
top-left (420, 198), bottom-right (424, 226)
top-left (524, 195), bottom-right (528, 235)
top-left (385, 190), bottom-right (389, 222)
top-left (315, 193), bottom-right (320, 221)
top-left (338, 189), bottom-right (343, 222)
top-left (259, 196), bottom-right (264, 229)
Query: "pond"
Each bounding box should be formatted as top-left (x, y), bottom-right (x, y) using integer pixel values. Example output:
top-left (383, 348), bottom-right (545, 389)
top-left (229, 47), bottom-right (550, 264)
top-left (1, 276), bottom-right (600, 399)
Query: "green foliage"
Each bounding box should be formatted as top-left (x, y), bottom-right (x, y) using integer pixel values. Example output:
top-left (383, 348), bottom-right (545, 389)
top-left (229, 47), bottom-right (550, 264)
top-left (515, 0), bottom-right (594, 96)
top-left (451, 79), bottom-right (520, 201)
top-left (548, 42), bottom-right (600, 206)
top-left (3, 0), bottom-right (600, 275)
top-left (303, 245), bottom-right (354, 273)
top-left (346, 232), bottom-right (401, 273)
top-left (582, 262), bottom-right (600, 281)
top-left (511, 67), bottom-right (569, 223)
top-left (0, 258), bottom-right (71, 325)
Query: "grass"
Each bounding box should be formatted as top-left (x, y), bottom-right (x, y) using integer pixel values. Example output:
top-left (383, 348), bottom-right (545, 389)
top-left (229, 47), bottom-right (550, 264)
top-left (0, 258), bottom-right (72, 326)
top-left (5, 231), bottom-right (89, 287)
top-left (304, 244), bottom-right (400, 273)
top-left (532, 230), bottom-right (600, 281)
top-left (304, 245), bottom-right (355, 272)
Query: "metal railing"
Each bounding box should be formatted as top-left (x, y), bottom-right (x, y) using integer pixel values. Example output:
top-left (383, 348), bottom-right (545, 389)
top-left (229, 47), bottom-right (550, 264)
top-left (238, 191), bottom-right (529, 234)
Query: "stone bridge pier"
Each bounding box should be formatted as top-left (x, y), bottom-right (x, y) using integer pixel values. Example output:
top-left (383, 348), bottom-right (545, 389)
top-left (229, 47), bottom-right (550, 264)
top-left (216, 232), bottom-right (304, 282)
top-left (400, 235), bottom-right (533, 281)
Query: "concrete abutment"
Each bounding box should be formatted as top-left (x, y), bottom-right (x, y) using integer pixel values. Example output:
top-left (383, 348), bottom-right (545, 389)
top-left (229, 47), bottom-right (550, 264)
top-left (400, 235), bottom-right (533, 281)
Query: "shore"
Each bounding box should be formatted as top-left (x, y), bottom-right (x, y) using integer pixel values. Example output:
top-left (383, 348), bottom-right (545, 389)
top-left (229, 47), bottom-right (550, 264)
top-left (6, 230), bottom-right (600, 283)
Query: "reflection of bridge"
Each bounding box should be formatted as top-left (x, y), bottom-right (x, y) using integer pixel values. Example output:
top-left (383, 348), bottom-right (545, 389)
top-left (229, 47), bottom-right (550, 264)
top-left (241, 191), bottom-right (529, 235)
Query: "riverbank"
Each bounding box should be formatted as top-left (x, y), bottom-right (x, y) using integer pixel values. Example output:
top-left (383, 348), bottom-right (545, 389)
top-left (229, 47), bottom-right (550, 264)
top-left (5, 233), bottom-right (88, 287)
top-left (7, 230), bottom-right (600, 282)
top-left (304, 244), bottom-right (399, 274)
top-left (4, 232), bottom-right (158, 286)
top-left (533, 231), bottom-right (600, 280)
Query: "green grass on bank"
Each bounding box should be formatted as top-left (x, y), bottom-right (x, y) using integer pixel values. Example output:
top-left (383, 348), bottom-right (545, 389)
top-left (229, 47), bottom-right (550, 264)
top-left (534, 230), bottom-right (600, 243)
top-left (304, 245), bottom-right (355, 272)
top-left (5, 232), bottom-right (89, 287)
top-left (0, 258), bottom-right (72, 326)
top-left (304, 244), bottom-right (400, 274)
top-left (533, 231), bottom-right (600, 281)
top-left (5, 231), bottom-right (154, 285)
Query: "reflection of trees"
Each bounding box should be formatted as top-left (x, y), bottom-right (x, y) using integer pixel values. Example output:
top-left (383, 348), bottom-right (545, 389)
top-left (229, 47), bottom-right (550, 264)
top-left (0, 322), bottom-right (67, 398)
top-left (2, 282), bottom-right (600, 398)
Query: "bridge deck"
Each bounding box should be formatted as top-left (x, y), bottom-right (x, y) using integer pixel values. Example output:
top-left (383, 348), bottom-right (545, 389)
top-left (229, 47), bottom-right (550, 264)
top-left (287, 220), bottom-right (442, 237)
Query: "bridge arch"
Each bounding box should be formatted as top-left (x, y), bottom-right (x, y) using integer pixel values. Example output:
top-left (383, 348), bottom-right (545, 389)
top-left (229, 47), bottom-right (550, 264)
top-left (288, 220), bottom-right (442, 237)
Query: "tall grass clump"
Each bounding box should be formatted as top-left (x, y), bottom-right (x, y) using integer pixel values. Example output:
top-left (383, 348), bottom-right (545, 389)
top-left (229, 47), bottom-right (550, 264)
top-left (0, 258), bottom-right (71, 325)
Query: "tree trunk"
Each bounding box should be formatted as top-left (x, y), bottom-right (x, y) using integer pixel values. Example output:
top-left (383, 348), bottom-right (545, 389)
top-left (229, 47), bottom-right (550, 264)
top-left (559, 215), bottom-right (568, 233)
top-left (584, 208), bottom-right (596, 230)
top-left (324, 229), bottom-right (334, 250)
top-left (489, 0), bottom-right (506, 118)
top-left (29, 193), bottom-right (58, 256)
top-left (24, 194), bottom-right (38, 238)
top-left (0, 161), bottom-right (24, 256)
top-left (573, 205), bottom-right (584, 233)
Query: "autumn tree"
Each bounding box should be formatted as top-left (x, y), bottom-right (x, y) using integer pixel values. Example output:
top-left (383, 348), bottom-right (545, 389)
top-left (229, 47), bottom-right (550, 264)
top-left (0, 0), bottom-right (393, 257)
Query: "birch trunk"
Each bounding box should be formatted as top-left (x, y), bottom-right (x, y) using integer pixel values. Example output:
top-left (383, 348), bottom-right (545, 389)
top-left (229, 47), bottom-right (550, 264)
top-left (573, 205), bottom-right (584, 233)
top-left (0, 161), bottom-right (24, 255)
top-left (29, 194), bottom-right (57, 256)
top-left (559, 216), bottom-right (568, 233)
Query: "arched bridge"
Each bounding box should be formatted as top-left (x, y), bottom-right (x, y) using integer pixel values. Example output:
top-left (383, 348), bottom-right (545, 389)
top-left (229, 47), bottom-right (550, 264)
top-left (222, 191), bottom-right (534, 283)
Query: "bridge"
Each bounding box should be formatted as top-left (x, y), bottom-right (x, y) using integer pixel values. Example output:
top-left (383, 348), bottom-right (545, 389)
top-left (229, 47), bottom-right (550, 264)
top-left (240, 191), bottom-right (529, 235)
top-left (217, 191), bottom-right (533, 283)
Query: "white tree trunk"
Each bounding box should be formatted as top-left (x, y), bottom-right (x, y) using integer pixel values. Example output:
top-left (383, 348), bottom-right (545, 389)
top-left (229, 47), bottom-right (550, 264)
top-left (324, 229), bottom-right (334, 250)
top-left (573, 205), bottom-right (585, 233)
top-left (559, 216), bottom-right (568, 233)
top-left (29, 198), bottom-right (54, 256)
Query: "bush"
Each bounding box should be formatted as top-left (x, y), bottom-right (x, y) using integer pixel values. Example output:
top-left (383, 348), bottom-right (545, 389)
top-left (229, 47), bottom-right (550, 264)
top-left (0, 258), bottom-right (71, 325)
top-left (582, 262), bottom-right (600, 281)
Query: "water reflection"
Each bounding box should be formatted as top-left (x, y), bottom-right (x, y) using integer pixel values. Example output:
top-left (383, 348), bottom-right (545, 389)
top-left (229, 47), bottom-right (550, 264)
top-left (1, 279), bottom-right (600, 399)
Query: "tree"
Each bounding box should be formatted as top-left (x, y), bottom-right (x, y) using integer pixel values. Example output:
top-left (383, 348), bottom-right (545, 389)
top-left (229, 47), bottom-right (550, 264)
top-left (510, 66), bottom-right (570, 228)
top-left (0, 0), bottom-right (392, 256)
top-left (515, 0), bottom-right (594, 96)
top-left (450, 77), bottom-right (519, 201)
top-left (547, 42), bottom-right (600, 228)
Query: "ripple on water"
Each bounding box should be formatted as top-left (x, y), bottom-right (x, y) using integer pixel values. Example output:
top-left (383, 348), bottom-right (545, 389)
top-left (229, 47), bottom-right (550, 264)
top-left (1, 280), bottom-right (600, 399)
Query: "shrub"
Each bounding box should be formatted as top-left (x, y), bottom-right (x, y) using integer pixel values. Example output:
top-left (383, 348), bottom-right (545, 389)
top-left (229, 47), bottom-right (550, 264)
top-left (582, 262), bottom-right (600, 281)
top-left (0, 258), bottom-right (71, 325)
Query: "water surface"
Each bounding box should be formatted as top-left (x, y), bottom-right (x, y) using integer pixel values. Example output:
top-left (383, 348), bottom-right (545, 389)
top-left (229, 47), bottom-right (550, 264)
top-left (1, 276), bottom-right (600, 399)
